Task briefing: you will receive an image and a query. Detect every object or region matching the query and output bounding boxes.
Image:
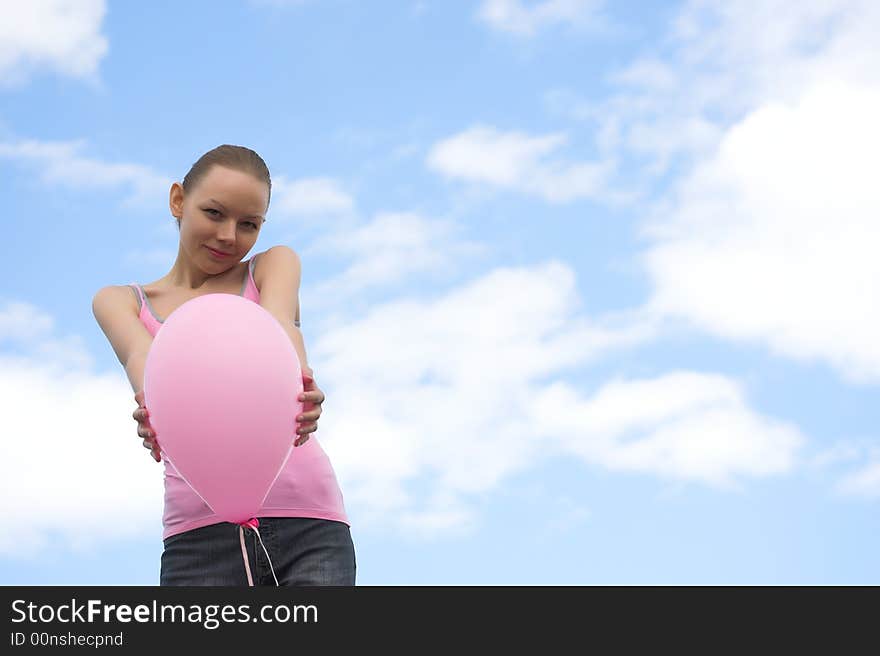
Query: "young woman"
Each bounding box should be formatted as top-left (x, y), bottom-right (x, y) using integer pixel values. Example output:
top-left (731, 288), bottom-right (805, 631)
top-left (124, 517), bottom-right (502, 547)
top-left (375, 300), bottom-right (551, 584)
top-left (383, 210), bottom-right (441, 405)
top-left (92, 145), bottom-right (355, 585)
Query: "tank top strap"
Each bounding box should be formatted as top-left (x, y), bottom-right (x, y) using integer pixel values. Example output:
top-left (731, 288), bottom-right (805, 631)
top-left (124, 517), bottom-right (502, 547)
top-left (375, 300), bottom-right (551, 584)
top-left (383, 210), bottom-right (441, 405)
top-left (127, 284), bottom-right (145, 314)
top-left (242, 255), bottom-right (256, 296)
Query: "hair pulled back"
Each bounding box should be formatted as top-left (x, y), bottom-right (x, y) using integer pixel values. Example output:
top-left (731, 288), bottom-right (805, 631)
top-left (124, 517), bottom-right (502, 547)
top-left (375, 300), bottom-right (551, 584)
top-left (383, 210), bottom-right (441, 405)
top-left (176, 144), bottom-right (271, 229)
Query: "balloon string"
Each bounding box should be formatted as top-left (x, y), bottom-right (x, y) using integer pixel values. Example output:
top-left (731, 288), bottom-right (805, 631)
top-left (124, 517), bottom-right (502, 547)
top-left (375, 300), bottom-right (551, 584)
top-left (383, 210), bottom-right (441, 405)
top-left (237, 518), bottom-right (279, 587)
top-left (253, 525), bottom-right (279, 586)
top-left (239, 525), bottom-right (254, 586)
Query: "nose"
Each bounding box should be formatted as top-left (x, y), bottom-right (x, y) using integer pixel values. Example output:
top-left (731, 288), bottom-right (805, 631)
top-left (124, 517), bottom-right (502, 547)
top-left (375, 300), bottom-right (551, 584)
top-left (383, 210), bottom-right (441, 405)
top-left (216, 221), bottom-right (237, 243)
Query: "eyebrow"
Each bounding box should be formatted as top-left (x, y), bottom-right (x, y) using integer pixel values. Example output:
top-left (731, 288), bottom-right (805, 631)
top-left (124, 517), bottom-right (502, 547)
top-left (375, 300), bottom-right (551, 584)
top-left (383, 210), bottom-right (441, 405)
top-left (208, 198), bottom-right (264, 220)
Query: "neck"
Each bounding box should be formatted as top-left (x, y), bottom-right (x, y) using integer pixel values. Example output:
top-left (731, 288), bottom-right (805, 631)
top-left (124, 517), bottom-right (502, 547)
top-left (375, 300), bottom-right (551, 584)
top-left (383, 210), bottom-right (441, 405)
top-left (166, 244), bottom-right (238, 290)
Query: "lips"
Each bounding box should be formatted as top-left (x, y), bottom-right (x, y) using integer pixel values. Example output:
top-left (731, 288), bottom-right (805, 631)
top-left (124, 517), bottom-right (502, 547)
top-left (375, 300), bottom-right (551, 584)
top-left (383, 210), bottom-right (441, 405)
top-left (206, 246), bottom-right (232, 257)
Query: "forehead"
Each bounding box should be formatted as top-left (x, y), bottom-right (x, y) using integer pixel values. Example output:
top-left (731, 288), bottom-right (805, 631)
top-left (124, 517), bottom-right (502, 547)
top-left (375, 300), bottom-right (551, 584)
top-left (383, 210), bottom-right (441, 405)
top-left (195, 166), bottom-right (268, 210)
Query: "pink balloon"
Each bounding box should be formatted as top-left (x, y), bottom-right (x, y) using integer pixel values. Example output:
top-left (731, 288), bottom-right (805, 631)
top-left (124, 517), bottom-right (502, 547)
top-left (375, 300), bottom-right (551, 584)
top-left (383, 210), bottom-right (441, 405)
top-left (144, 293), bottom-right (303, 524)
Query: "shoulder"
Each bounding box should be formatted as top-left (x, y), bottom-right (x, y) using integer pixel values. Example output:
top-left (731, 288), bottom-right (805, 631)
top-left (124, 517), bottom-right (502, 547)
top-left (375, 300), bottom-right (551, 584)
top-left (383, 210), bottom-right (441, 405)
top-left (264, 244), bottom-right (301, 266)
top-left (254, 245), bottom-right (302, 289)
top-left (92, 285), bottom-right (154, 368)
top-left (92, 284), bottom-right (139, 317)
top-left (254, 246), bottom-right (303, 324)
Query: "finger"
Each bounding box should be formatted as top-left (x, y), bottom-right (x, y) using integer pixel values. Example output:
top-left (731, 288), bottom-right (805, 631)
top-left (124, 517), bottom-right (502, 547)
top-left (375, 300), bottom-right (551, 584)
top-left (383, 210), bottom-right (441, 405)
top-left (296, 409), bottom-right (322, 422)
top-left (143, 436), bottom-right (160, 458)
top-left (294, 435), bottom-right (311, 447)
top-left (296, 422), bottom-right (317, 435)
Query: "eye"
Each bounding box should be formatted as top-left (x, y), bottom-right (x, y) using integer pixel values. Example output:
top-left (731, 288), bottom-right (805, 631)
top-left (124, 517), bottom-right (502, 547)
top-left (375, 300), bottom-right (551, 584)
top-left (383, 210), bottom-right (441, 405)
top-left (205, 208), bottom-right (257, 228)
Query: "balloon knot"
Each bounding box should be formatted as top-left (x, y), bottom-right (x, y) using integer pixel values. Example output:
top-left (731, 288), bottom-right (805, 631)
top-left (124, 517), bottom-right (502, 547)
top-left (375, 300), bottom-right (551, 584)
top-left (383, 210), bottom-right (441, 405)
top-left (238, 518), bottom-right (259, 529)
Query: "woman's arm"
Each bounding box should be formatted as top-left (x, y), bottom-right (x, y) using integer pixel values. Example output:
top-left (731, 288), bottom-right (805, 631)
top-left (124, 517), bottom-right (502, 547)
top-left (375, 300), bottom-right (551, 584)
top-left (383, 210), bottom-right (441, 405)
top-left (92, 285), bottom-right (154, 394)
top-left (257, 245), bottom-right (312, 374)
top-left (257, 245), bottom-right (323, 446)
top-left (125, 351), bottom-right (149, 396)
top-left (93, 285), bottom-right (159, 460)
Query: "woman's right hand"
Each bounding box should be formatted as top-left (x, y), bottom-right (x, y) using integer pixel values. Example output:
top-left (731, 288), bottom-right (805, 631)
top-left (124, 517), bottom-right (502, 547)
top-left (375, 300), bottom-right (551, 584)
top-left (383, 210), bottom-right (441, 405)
top-left (134, 390), bottom-right (161, 462)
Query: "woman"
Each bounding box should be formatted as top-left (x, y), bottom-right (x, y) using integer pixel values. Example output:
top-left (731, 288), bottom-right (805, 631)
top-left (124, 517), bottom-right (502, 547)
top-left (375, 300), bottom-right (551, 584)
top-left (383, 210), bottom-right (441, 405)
top-left (92, 144), bottom-right (355, 586)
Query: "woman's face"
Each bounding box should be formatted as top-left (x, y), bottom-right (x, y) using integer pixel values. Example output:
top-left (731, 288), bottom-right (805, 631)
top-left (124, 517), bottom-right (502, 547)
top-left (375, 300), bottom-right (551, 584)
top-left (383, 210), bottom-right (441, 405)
top-left (170, 165), bottom-right (269, 267)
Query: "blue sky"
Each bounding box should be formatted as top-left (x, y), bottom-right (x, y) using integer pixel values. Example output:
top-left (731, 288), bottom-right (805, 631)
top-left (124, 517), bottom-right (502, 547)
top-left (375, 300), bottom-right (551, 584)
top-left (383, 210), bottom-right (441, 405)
top-left (1, 0), bottom-right (879, 585)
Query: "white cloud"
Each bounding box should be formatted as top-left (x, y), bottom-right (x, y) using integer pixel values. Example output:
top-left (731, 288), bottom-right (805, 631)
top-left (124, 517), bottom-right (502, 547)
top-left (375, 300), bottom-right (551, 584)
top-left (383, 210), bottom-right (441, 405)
top-left (271, 176), bottom-right (355, 220)
top-left (310, 261), bottom-right (651, 531)
top-left (426, 125), bottom-right (615, 204)
top-left (304, 262), bottom-right (801, 536)
top-left (837, 460), bottom-right (880, 498)
top-left (814, 438), bottom-right (880, 497)
top-left (542, 88), bottom-right (596, 122)
top-left (301, 211), bottom-right (487, 306)
top-left (0, 138), bottom-right (171, 209)
top-left (534, 372), bottom-right (804, 488)
top-left (809, 440), bottom-right (867, 471)
top-left (0, 301), bottom-right (94, 371)
top-left (0, 301), bottom-right (55, 343)
top-left (0, 302), bottom-right (162, 557)
top-left (559, 0), bottom-right (880, 175)
top-left (476, 0), bottom-right (604, 37)
top-left (609, 57), bottom-right (678, 92)
top-left (640, 80), bottom-right (880, 384)
top-left (0, 0), bottom-right (108, 87)
top-left (547, 1), bottom-right (880, 383)
top-left (397, 495), bottom-right (477, 541)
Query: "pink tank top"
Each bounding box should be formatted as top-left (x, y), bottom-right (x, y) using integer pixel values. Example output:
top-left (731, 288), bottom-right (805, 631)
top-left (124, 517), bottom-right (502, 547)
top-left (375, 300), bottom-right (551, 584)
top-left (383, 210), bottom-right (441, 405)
top-left (128, 254), bottom-right (349, 540)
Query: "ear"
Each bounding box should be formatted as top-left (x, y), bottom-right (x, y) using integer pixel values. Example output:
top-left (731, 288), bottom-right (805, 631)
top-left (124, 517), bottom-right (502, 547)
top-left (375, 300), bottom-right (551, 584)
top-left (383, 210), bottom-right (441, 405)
top-left (169, 182), bottom-right (185, 220)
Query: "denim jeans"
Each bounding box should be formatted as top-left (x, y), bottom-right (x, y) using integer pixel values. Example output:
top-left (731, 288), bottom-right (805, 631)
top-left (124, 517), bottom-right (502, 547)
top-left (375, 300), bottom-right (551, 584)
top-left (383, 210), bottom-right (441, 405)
top-left (160, 517), bottom-right (356, 586)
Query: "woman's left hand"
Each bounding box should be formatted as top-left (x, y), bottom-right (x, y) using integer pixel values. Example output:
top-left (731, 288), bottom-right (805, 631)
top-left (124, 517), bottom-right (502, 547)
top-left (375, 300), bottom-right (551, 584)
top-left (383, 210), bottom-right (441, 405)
top-left (295, 369), bottom-right (324, 447)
